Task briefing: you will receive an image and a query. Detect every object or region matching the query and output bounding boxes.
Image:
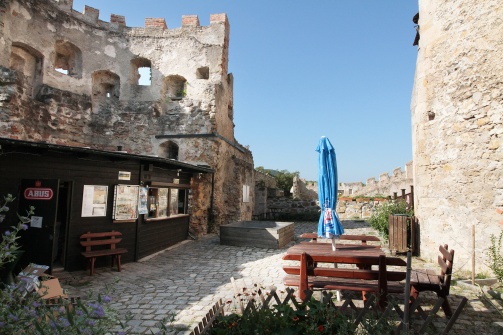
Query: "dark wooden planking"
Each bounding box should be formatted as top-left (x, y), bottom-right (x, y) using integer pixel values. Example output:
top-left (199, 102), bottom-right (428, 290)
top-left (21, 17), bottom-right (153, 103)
top-left (137, 216), bottom-right (189, 259)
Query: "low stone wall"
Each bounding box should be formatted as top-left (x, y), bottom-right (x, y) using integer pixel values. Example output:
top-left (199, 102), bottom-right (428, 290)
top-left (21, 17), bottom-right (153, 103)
top-left (266, 197), bottom-right (388, 220)
top-left (336, 198), bottom-right (389, 219)
top-left (268, 197), bottom-right (319, 215)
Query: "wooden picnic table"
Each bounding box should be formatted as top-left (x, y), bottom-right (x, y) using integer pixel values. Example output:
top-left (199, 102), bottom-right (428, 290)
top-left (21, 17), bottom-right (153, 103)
top-left (299, 233), bottom-right (381, 245)
top-left (286, 242), bottom-right (383, 259)
top-left (283, 242), bottom-right (407, 305)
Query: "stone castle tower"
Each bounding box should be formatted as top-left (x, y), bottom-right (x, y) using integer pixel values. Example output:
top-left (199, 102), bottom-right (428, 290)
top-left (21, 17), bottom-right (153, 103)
top-left (0, 0), bottom-right (254, 233)
top-left (411, 0), bottom-right (503, 271)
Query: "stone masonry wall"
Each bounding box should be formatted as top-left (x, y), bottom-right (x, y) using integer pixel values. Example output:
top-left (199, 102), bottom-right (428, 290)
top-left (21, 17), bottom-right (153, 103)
top-left (292, 162), bottom-right (413, 203)
top-left (339, 161), bottom-right (414, 198)
top-left (266, 196), bottom-right (387, 220)
top-left (0, 0), bottom-right (254, 233)
top-left (412, 0), bottom-right (503, 273)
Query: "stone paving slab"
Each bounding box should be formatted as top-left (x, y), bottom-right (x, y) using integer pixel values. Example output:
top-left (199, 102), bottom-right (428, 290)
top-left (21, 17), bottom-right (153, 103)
top-left (60, 221), bottom-right (503, 334)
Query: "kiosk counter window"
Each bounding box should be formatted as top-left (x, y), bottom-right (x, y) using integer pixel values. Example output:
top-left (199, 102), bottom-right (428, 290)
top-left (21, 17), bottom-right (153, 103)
top-left (147, 187), bottom-right (187, 219)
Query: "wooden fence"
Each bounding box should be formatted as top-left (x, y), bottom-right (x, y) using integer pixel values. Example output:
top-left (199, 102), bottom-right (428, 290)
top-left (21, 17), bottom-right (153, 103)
top-left (393, 185), bottom-right (414, 211)
top-left (190, 285), bottom-right (466, 335)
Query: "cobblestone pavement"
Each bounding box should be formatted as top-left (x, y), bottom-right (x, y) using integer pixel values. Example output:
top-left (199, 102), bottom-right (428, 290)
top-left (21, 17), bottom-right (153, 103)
top-left (60, 221), bottom-right (503, 334)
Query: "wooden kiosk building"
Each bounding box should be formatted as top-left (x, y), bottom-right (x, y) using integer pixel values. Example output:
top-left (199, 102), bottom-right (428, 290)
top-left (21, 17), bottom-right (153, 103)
top-left (0, 138), bottom-right (213, 274)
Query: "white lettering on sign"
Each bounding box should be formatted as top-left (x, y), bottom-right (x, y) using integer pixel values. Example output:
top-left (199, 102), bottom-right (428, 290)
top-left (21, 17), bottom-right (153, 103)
top-left (24, 188), bottom-right (54, 200)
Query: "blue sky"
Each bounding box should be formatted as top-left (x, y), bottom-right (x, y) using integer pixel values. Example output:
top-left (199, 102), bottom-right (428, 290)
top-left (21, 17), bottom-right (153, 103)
top-left (73, 0), bottom-right (418, 183)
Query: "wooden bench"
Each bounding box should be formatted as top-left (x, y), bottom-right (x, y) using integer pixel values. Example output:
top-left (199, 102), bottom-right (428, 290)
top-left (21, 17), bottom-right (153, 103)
top-left (299, 233), bottom-right (381, 245)
top-left (410, 244), bottom-right (454, 317)
top-left (282, 252), bottom-right (407, 308)
top-left (80, 231), bottom-right (128, 276)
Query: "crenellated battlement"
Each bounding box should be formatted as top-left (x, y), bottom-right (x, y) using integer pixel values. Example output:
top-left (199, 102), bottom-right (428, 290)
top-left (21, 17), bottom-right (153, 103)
top-left (52, 0), bottom-right (227, 32)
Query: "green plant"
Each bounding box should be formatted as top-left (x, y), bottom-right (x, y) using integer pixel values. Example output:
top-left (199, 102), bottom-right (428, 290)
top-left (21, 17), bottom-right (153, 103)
top-left (255, 167), bottom-right (299, 196)
top-left (368, 200), bottom-right (413, 240)
top-left (210, 295), bottom-right (399, 335)
top-left (0, 194), bottom-right (33, 269)
top-left (475, 272), bottom-right (489, 279)
top-left (0, 278), bottom-right (135, 335)
top-left (488, 230), bottom-right (503, 283)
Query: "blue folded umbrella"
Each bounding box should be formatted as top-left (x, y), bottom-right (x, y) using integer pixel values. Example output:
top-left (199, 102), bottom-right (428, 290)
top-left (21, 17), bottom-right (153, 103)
top-left (316, 136), bottom-right (344, 245)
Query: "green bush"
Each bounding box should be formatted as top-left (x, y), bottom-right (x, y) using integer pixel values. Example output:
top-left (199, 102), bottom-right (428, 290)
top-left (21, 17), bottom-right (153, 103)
top-left (488, 230), bottom-right (503, 283)
top-left (368, 200), bottom-right (413, 241)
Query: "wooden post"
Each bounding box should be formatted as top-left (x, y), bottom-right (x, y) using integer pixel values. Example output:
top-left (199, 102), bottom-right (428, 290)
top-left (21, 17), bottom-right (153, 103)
top-left (409, 185), bottom-right (414, 210)
top-left (403, 251), bottom-right (412, 332)
top-left (471, 225), bottom-right (475, 285)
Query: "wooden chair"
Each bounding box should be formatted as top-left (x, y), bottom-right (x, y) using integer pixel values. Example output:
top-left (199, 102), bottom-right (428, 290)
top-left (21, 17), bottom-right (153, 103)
top-left (410, 244), bottom-right (454, 317)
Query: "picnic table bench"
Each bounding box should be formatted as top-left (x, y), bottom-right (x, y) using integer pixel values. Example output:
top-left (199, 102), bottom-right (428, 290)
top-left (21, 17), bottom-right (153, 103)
top-left (80, 231), bottom-right (127, 276)
top-left (299, 233), bottom-right (381, 245)
top-left (282, 251), bottom-right (408, 308)
top-left (410, 244), bottom-right (455, 317)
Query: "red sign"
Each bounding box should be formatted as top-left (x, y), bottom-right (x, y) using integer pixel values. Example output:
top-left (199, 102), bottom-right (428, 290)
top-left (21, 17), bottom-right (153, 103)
top-left (24, 188), bottom-right (54, 200)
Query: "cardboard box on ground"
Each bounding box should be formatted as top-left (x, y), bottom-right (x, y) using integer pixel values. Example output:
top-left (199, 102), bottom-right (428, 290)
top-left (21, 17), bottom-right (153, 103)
top-left (16, 263), bottom-right (66, 299)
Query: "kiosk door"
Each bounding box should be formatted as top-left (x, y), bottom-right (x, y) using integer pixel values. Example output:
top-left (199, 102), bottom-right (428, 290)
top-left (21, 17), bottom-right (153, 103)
top-left (18, 179), bottom-right (59, 274)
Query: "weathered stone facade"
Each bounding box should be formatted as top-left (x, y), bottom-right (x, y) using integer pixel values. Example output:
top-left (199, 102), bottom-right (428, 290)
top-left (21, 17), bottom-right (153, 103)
top-left (0, 0), bottom-right (254, 234)
top-left (412, 0), bottom-right (503, 272)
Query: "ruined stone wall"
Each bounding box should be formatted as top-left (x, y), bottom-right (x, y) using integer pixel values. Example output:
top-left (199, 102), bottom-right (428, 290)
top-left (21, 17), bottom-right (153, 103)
top-left (291, 176), bottom-right (318, 200)
top-left (350, 161), bottom-right (414, 198)
top-left (0, 0), bottom-right (254, 233)
top-left (293, 161), bottom-right (413, 201)
top-left (412, 0), bottom-right (503, 272)
top-left (253, 170), bottom-right (277, 217)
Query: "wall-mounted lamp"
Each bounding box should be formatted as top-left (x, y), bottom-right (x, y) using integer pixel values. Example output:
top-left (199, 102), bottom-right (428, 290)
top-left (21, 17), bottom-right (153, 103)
top-left (177, 169), bottom-right (182, 177)
top-left (198, 173), bottom-right (202, 179)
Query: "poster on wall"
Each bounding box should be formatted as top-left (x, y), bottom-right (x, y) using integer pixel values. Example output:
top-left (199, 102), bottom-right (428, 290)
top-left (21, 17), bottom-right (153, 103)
top-left (113, 185), bottom-right (139, 220)
top-left (158, 188), bottom-right (169, 217)
top-left (81, 185), bottom-right (108, 217)
top-left (138, 187), bottom-right (148, 215)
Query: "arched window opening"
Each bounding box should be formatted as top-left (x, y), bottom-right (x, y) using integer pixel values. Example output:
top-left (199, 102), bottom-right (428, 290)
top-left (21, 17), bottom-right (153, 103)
top-left (163, 75), bottom-right (187, 100)
top-left (54, 40), bottom-right (82, 78)
top-left (130, 57), bottom-right (152, 86)
top-left (92, 70), bottom-right (120, 101)
top-left (159, 141), bottom-right (179, 160)
top-left (10, 42), bottom-right (44, 97)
